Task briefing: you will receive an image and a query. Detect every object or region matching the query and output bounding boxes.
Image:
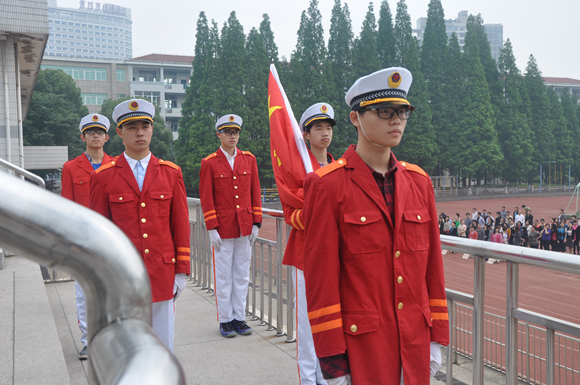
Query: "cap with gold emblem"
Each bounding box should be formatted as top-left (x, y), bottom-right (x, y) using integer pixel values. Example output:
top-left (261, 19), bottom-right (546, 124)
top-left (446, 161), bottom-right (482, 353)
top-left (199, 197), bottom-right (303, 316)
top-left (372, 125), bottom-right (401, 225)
top-left (215, 114), bottom-right (243, 132)
top-left (299, 103), bottom-right (336, 132)
top-left (345, 67), bottom-right (414, 111)
top-left (112, 99), bottom-right (156, 127)
top-left (79, 113), bottom-right (110, 134)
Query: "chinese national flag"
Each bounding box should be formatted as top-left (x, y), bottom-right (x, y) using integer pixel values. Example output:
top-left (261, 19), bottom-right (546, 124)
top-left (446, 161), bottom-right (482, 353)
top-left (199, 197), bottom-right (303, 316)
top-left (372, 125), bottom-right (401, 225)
top-left (268, 64), bottom-right (317, 209)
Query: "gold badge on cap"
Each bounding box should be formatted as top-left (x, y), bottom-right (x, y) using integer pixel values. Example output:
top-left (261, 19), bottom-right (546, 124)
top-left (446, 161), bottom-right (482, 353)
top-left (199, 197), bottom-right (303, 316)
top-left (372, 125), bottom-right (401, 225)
top-left (229, 115), bottom-right (235, 122)
top-left (92, 115), bottom-right (99, 121)
top-left (129, 101), bottom-right (139, 111)
top-left (388, 72), bottom-right (402, 88)
top-left (320, 105), bottom-right (328, 113)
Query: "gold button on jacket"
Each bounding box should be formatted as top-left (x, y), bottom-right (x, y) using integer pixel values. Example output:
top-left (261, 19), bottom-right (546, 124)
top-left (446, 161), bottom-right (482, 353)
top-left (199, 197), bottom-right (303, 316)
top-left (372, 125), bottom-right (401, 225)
top-left (395, 250), bottom-right (401, 258)
top-left (398, 302), bottom-right (404, 310)
top-left (143, 233), bottom-right (148, 239)
top-left (350, 325), bottom-right (358, 333)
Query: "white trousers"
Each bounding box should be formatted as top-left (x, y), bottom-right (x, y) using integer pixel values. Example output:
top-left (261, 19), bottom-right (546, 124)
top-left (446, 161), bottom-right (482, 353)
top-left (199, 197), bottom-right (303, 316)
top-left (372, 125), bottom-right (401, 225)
top-left (75, 281), bottom-right (88, 347)
top-left (293, 267), bottom-right (327, 385)
top-left (213, 236), bottom-right (251, 323)
top-left (152, 299), bottom-right (176, 352)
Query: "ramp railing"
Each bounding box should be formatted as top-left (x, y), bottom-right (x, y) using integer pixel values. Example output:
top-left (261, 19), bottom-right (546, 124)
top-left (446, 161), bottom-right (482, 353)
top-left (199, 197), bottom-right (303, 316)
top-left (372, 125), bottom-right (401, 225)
top-left (441, 236), bottom-right (580, 385)
top-left (0, 171), bottom-right (185, 385)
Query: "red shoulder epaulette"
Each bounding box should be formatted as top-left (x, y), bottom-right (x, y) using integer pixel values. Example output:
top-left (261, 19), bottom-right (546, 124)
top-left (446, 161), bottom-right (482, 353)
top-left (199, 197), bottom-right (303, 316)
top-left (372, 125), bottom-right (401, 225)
top-left (159, 159), bottom-right (179, 170)
top-left (400, 161), bottom-right (428, 178)
top-left (242, 150), bottom-right (255, 157)
top-left (204, 153), bottom-right (218, 161)
top-left (315, 158), bottom-right (347, 178)
top-left (95, 160), bottom-right (117, 174)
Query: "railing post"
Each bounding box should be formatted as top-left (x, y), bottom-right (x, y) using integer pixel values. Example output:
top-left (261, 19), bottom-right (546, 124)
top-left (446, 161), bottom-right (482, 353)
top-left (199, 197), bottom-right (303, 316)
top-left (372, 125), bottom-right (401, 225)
top-left (473, 255), bottom-right (485, 385)
top-left (267, 246), bottom-right (274, 331)
top-left (446, 299), bottom-right (455, 385)
top-left (259, 243), bottom-right (266, 325)
top-left (506, 261), bottom-right (519, 385)
top-left (286, 265), bottom-right (295, 343)
top-left (275, 218), bottom-right (285, 337)
top-left (546, 328), bottom-right (556, 385)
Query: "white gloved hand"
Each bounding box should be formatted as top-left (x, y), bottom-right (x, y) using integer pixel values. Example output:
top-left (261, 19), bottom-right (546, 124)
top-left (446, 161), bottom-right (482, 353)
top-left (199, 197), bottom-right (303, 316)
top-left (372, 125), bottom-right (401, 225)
top-left (249, 225), bottom-right (259, 246)
top-left (325, 374), bottom-right (352, 385)
top-left (208, 229), bottom-right (222, 252)
top-left (430, 342), bottom-right (442, 377)
top-left (173, 273), bottom-right (186, 302)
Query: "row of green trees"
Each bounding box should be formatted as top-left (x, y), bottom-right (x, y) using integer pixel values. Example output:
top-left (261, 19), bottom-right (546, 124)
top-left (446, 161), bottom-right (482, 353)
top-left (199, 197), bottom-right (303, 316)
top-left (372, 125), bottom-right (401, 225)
top-left (176, 0), bottom-right (580, 195)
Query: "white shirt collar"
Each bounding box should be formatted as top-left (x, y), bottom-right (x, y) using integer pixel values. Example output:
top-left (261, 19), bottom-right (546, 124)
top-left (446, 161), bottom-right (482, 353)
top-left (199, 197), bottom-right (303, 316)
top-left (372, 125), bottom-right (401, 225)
top-left (124, 152), bottom-right (152, 172)
top-left (220, 146), bottom-right (237, 170)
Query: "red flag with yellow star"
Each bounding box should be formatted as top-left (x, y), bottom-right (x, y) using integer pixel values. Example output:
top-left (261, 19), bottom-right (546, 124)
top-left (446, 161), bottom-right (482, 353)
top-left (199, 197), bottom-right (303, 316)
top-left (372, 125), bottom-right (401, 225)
top-left (268, 64), bottom-right (316, 209)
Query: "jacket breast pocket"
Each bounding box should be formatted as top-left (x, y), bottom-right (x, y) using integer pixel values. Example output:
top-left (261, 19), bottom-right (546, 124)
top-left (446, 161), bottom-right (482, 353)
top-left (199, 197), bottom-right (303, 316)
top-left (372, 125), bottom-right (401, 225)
top-left (73, 178), bottom-right (90, 196)
top-left (214, 173), bottom-right (231, 191)
top-left (402, 210), bottom-right (431, 251)
top-left (109, 193), bottom-right (137, 220)
top-left (237, 169), bottom-right (251, 186)
top-left (343, 209), bottom-right (386, 254)
top-left (342, 311), bottom-right (379, 336)
top-left (151, 191), bottom-right (172, 217)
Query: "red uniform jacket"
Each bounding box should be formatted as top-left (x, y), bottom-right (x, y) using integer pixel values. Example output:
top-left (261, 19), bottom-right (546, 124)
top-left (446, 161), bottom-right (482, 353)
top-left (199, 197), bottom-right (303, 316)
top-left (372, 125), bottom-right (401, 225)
top-left (61, 152), bottom-right (115, 207)
top-left (199, 148), bottom-right (262, 239)
top-left (89, 154), bottom-right (191, 303)
top-left (281, 152), bottom-right (334, 270)
top-left (302, 146), bottom-right (449, 385)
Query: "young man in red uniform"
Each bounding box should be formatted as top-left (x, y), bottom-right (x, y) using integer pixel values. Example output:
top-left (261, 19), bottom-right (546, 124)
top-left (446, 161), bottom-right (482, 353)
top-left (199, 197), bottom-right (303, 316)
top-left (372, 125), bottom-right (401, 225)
top-left (282, 103), bottom-right (335, 385)
top-left (199, 114), bottom-right (262, 338)
top-left (89, 99), bottom-right (190, 352)
top-left (302, 68), bottom-right (449, 385)
top-left (61, 113), bottom-right (115, 360)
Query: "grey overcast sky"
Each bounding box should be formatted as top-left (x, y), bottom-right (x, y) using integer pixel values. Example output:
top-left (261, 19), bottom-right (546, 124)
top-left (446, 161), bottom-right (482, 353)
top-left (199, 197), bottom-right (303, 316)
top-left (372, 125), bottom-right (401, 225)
top-left (57, 0), bottom-right (580, 80)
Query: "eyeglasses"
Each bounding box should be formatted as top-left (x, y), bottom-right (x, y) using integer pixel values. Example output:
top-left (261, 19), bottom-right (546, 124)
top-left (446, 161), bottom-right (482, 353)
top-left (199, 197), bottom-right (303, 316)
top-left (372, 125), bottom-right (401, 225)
top-left (366, 106), bottom-right (413, 120)
top-left (84, 130), bottom-right (106, 136)
top-left (221, 130), bottom-right (240, 137)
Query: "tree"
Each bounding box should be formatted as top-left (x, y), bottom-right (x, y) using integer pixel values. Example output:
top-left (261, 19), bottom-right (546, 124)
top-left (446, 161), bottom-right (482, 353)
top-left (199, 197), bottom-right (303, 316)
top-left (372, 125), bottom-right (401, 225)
top-left (23, 69), bottom-right (89, 160)
top-left (392, 0), bottom-right (437, 173)
top-left (546, 86), bottom-right (570, 164)
top-left (419, 0), bottom-right (448, 173)
top-left (524, 55), bottom-right (555, 168)
top-left (376, 0), bottom-right (396, 68)
top-left (177, 19), bottom-right (221, 193)
top-left (327, 0), bottom-right (355, 155)
top-left (244, 27), bottom-right (274, 186)
top-left (496, 39), bottom-right (533, 183)
top-left (99, 96), bottom-right (174, 161)
top-left (455, 15), bottom-right (502, 185)
top-left (561, 89), bottom-right (580, 182)
top-left (352, 3), bottom-right (380, 79)
top-left (259, 14), bottom-right (279, 64)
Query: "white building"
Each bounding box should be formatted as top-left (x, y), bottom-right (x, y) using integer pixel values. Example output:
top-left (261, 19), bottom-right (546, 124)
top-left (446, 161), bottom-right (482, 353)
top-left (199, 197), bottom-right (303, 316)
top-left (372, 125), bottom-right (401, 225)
top-left (543, 77), bottom-right (580, 99)
top-left (415, 10), bottom-right (504, 60)
top-left (41, 54), bottom-right (194, 139)
top-left (45, 0), bottom-right (132, 60)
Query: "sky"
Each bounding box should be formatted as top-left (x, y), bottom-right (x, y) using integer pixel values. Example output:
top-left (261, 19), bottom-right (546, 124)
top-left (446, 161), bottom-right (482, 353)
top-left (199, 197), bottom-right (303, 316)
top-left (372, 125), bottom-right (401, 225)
top-left (57, 0), bottom-right (580, 80)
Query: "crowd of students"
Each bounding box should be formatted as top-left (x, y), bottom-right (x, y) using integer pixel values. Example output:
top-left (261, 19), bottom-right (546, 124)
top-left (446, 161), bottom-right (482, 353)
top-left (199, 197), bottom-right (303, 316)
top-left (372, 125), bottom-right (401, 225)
top-left (439, 205), bottom-right (580, 254)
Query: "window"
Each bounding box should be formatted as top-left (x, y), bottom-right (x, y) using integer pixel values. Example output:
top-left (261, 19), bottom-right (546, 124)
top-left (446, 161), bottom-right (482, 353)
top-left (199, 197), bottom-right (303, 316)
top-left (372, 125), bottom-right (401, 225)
top-left (134, 91), bottom-right (161, 105)
top-left (116, 69), bottom-right (125, 82)
top-left (117, 94), bottom-right (126, 98)
top-left (81, 93), bottom-right (108, 105)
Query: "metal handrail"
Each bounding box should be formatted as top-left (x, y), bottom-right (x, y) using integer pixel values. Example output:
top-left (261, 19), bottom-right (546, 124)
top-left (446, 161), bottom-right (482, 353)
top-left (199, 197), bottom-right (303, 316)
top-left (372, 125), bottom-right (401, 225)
top-left (440, 235), bottom-right (580, 385)
top-left (0, 172), bottom-right (184, 384)
top-left (0, 157), bottom-right (45, 188)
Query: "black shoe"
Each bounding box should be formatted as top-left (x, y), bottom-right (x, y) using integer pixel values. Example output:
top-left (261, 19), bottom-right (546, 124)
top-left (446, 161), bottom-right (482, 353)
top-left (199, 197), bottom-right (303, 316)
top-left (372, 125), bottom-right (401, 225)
top-left (233, 319), bottom-right (252, 335)
top-left (79, 346), bottom-right (88, 360)
top-left (220, 322), bottom-right (236, 338)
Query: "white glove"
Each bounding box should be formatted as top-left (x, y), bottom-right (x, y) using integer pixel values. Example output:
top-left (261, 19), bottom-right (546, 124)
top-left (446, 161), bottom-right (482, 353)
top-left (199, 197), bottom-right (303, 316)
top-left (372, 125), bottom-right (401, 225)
top-left (249, 225), bottom-right (259, 246)
top-left (430, 342), bottom-right (442, 377)
top-left (173, 273), bottom-right (186, 302)
top-left (208, 229), bottom-right (222, 252)
top-left (325, 374), bottom-right (352, 385)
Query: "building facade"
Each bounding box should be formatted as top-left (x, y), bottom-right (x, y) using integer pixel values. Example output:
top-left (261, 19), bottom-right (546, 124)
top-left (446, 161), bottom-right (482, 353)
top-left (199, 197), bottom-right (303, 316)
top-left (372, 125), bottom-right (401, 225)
top-left (41, 54), bottom-right (193, 139)
top-left (543, 77), bottom-right (580, 98)
top-left (415, 10), bottom-right (503, 60)
top-left (45, 0), bottom-right (132, 60)
top-left (1, 0), bottom-right (50, 169)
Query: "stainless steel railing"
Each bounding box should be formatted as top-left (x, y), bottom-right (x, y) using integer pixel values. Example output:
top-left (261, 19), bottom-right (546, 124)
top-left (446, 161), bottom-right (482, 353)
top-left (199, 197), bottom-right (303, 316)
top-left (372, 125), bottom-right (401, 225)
top-left (0, 172), bottom-right (185, 385)
top-left (441, 236), bottom-right (580, 385)
top-left (187, 198), bottom-right (296, 342)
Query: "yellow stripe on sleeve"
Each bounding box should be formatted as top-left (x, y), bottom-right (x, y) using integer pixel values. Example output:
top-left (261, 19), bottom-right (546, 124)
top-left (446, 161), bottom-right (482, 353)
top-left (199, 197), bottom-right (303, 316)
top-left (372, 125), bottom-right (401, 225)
top-left (308, 303), bottom-right (341, 320)
top-left (311, 318), bottom-right (343, 334)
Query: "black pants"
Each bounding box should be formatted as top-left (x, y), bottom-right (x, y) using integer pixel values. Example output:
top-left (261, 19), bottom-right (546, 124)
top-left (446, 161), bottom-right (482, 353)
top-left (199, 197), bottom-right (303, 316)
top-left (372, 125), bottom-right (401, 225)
top-left (540, 240), bottom-right (550, 250)
top-left (529, 243), bottom-right (539, 249)
top-left (574, 240), bottom-right (579, 254)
